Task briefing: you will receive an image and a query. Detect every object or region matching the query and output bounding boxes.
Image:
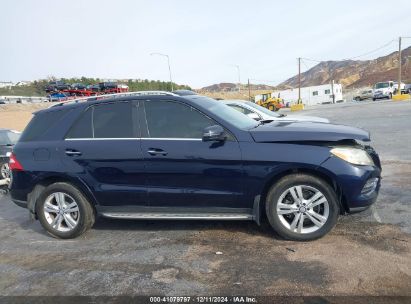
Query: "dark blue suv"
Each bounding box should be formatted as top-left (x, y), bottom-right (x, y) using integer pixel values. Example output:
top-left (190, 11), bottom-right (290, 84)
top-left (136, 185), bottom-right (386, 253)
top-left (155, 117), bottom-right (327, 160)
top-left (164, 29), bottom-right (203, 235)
top-left (9, 92), bottom-right (381, 241)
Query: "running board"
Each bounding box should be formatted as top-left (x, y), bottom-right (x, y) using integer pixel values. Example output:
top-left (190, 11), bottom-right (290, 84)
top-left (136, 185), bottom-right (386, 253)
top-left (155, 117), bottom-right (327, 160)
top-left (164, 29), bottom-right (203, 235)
top-left (100, 212), bottom-right (254, 220)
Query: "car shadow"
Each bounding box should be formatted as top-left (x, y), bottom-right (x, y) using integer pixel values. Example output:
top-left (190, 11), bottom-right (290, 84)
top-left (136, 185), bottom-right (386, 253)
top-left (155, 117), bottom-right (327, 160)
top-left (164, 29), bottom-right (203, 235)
top-left (92, 216), bottom-right (278, 239)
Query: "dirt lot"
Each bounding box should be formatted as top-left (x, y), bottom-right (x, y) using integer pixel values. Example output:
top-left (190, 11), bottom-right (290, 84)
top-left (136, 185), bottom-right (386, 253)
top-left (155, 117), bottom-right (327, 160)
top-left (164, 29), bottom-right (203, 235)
top-left (0, 103), bottom-right (49, 131)
top-left (0, 100), bottom-right (410, 297)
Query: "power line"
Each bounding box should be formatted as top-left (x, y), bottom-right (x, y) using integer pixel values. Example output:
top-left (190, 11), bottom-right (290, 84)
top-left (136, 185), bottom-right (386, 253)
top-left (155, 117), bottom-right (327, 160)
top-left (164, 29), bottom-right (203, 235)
top-left (347, 39), bottom-right (396, 60)
top-left (301, 39), bottom-right (397, 63)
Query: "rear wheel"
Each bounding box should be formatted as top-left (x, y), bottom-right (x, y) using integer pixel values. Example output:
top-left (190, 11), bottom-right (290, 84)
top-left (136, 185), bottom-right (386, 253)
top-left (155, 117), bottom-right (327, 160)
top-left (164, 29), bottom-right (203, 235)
top-left (36, 182), bottom-right (95, 239)
top-left (265, 174), bottom-right (339, 241)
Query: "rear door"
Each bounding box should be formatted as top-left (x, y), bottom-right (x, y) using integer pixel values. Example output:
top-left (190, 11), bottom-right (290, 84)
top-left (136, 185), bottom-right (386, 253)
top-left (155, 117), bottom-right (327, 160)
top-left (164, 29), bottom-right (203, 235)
top-left (139, 99), bottom-right (246, 209)
top-left (62, 101), bottom-right (147, 208)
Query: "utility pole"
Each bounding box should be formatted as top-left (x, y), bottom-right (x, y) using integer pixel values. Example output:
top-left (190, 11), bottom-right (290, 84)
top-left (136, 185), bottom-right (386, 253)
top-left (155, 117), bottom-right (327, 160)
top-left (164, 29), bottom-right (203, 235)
top-left (248, 78), bottom-right (251, 101)
top-left (398, 37), bottom-right (402, 95)
top-left (298, 57), bottom-right (301, 104)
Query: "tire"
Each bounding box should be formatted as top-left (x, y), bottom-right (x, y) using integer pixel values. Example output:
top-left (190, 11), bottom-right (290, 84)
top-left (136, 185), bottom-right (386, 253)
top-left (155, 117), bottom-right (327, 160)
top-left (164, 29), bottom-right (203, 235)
top-left (0, 161), bottom-right (10, 179)
top-left (372, 98), bottom-right (376, 101)
top-left (35, 182), bottom-right (95, 239)
top-left (389, 93), bottom-right (392, 99)
top-left (265, 174), bottom-right (339, 241)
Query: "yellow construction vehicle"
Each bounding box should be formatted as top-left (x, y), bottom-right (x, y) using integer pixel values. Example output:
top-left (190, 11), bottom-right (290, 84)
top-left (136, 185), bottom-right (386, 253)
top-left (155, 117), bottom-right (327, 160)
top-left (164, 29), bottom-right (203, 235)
top-left (255, 92), bottom-right (284, 111)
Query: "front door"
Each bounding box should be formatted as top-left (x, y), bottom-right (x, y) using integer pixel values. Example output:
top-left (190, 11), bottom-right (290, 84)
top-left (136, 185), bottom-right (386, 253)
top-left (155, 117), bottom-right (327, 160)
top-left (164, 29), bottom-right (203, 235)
top-left (140, 99), bottom-right (246, 209)
top-left (62, 101), bottom-right (147, 208)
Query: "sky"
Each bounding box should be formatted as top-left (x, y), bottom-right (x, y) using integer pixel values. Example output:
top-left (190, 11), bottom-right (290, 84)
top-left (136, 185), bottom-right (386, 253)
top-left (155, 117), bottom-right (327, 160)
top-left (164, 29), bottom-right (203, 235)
top-left (1, 0), bottom-right (411, 88)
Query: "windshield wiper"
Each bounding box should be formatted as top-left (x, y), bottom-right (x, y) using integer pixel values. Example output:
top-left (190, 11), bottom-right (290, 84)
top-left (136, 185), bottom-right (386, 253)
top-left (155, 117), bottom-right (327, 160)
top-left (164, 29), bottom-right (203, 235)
top-left (260, 119), bottom-right (274, 124)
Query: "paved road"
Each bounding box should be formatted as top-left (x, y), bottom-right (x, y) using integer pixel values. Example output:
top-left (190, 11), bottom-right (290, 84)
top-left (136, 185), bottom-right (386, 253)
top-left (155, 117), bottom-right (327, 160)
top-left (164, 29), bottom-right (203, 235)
top-left (0, 101), bottom-right (410, 296)
top-left (287, 100), bottom-right (411, 233)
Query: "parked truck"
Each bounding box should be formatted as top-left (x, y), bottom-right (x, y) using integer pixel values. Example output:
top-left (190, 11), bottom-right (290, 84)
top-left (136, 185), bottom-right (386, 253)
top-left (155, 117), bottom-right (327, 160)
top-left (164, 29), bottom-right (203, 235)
top-left (372, 81), bottom-right (405, 100)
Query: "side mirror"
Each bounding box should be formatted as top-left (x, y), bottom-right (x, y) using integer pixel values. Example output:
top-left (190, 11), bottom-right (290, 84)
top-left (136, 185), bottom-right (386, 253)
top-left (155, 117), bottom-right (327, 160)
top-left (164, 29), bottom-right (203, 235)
top-left (202, 125), bottom-right (226, 142)
top-left (247, 112), bottom-right (261, 121)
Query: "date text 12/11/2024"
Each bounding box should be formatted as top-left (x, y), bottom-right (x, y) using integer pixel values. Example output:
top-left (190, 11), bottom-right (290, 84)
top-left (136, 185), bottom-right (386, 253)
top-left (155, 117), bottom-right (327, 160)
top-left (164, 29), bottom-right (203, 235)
top-left (149, 296), bottom-right (257, 303)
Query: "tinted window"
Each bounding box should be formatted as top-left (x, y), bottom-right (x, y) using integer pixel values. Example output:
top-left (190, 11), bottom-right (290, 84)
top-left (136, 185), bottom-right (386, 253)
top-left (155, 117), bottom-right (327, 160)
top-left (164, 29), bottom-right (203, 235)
top-left (145, 101), bottom-right (215, 138)
top-left (66, 108), bottom-right (93, 138)
top-left (20, 109), bottom-right (71, 142)
top-left (245, 101), bottom-right (281, 117)
top-left (67, 102), bottom-right (133, 139)
top-left (229, 104), bottom-right (254, 115)
top-left (93, 102), bottom-right (133, 138)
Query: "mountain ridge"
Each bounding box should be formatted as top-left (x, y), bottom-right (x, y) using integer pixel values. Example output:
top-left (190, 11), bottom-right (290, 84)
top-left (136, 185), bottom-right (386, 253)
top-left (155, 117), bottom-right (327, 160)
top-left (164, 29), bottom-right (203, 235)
top-left (280, 46), bottom-right (411, 88)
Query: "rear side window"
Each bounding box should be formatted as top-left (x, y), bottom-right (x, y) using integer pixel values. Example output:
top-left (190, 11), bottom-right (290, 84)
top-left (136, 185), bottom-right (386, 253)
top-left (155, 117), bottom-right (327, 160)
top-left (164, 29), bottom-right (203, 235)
top-left (20, 109), bottom-right (71, 142)
top-left (66, 102), bottom-right (134, 139)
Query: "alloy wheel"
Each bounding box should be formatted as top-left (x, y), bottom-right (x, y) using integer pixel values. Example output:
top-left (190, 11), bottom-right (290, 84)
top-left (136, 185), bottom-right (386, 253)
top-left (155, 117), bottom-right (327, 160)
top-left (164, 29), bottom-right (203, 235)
top-left (43, 192), bottom-right (80, 232)
top-left (276, 185), bottom-right (329, 234)
top-left (0, 163), bottom-right (10, 179)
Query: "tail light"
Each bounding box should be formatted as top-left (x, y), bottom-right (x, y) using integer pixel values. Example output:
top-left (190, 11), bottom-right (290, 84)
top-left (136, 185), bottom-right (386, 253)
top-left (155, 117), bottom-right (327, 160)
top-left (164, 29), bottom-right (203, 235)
top-left (9, 153), bottom-right (24, 171)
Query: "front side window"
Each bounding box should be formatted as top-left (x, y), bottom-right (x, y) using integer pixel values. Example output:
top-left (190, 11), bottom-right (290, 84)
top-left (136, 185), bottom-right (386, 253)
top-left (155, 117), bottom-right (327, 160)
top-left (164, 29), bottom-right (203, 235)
top-left (313, 91), bottom-right (319, 96)
top-left (325, 89), bottom-right (331, 94)
top-left (144, 101), bottom-right (215, 138)
top-left (66, 102), bottom-right (133, 139)
top-left (229, 104), bottom-right (254, 115)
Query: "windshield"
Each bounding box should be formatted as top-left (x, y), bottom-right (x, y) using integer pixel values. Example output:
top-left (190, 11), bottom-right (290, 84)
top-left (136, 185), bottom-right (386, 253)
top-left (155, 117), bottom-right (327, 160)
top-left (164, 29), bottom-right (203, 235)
top-left (208, 103), bottom-right (259, 129)
top-left (375, 82), bottom-right (389, 89)
top-left (245, 101), bottom-right (281, 117)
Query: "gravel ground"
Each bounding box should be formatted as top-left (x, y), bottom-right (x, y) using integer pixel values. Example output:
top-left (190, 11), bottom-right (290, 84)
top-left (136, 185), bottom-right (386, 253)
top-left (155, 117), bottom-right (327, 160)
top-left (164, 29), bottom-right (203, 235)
top-left (0, 100), bottom-right (410, 296)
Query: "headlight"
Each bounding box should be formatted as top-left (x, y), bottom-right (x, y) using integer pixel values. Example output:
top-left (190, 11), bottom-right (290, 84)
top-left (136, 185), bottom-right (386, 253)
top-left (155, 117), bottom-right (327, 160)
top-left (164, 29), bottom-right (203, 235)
top-left (330, 147), bottom-right (374, 166)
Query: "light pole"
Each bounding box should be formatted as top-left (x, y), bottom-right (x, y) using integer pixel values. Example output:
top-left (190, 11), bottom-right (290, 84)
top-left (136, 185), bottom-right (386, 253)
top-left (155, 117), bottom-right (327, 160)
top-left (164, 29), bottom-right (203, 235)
top-left (230, 64), bottom-right (241, 92)
top-left (150, 52), bottom-right (174, 91)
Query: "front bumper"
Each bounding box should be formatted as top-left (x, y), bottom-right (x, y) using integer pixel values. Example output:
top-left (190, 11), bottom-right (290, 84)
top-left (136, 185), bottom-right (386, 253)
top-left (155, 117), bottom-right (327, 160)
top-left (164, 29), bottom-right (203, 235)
top-left (373, 93), bottom-right (390, 99)
top-left (320, 156), bottom-right (381, 213)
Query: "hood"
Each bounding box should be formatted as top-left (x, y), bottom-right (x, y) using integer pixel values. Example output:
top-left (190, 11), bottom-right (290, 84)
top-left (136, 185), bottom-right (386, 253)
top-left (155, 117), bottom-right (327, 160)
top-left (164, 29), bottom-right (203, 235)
top-left (250, 121), bottom-right (370, 142)
top-left (278, 115), bottom-right (330, 123)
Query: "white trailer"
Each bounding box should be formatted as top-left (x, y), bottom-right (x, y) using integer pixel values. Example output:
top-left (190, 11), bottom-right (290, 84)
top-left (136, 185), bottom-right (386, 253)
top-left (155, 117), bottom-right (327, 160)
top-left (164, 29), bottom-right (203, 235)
top-left (262, 83), bottom-right (343, 106)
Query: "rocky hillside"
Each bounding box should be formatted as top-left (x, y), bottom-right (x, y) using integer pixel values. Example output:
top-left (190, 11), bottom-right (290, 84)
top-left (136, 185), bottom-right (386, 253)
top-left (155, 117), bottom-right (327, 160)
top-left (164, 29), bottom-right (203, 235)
top-left (280, 46), bottom-right (411, 88)
top-left (201, 82), bottom-right (274, 92)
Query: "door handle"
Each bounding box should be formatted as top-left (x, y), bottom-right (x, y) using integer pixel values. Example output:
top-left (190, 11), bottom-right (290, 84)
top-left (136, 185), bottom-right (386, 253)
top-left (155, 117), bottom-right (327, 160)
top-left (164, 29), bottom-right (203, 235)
top-left (147, 148), bottom-right (168, 156)
top-left (65, 149), bottom-right (82, 156)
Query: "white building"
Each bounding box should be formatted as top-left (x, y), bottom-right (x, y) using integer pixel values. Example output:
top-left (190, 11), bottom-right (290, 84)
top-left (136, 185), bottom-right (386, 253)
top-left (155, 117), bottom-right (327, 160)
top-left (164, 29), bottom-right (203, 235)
top-left (256, 83), bottom-right (343, 106)
top-left (0, 81), bottom-right (14, 89)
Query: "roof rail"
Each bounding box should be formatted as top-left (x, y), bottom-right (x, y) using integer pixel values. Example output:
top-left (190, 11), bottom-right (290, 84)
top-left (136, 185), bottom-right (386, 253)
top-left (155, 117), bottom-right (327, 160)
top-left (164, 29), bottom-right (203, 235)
top-left (50, 91), bottom-right (178, 108)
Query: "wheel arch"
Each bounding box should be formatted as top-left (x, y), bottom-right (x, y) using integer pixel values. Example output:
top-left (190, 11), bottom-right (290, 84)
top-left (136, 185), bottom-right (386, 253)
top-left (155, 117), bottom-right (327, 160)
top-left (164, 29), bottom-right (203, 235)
top-left (28, 174), bottom-right (98, 218)
top-left (257, 167), bottom-right (348, 223)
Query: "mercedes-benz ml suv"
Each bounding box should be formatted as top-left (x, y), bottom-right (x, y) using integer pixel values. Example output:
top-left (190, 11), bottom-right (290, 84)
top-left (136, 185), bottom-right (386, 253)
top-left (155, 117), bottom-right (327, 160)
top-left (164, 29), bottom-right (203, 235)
top-left (9, 92), bottom-right (381, 241)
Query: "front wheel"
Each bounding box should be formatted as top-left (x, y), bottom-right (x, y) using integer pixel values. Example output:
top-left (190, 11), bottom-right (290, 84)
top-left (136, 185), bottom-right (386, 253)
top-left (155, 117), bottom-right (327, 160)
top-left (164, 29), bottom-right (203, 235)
top-left (265, 174), bottom-right (339, 241)
top-left (36, 182), bottom-right (95, 239)
top-left (0, 161), bottom-right (10, 179)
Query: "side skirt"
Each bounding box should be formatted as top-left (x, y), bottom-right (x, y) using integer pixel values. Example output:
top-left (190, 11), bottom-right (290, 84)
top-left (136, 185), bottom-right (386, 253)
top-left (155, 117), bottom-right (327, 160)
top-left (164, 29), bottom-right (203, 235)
top-left (97, 206), bottom-right (255, 221)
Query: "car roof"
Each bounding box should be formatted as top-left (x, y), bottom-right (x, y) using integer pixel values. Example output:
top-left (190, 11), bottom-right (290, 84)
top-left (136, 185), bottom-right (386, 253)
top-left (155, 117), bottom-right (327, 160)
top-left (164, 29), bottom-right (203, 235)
top-left (35, 91), bottom-right (222, 114)
top-left (221, 100), bottom-right (249, 104)
top-left (172, 90), bottom-right (198, 96)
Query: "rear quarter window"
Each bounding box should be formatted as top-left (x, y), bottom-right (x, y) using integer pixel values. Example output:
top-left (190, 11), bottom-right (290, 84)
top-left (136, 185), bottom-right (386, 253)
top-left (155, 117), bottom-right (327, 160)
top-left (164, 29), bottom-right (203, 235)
top-left (19, 109), bottom-right (71, 142)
